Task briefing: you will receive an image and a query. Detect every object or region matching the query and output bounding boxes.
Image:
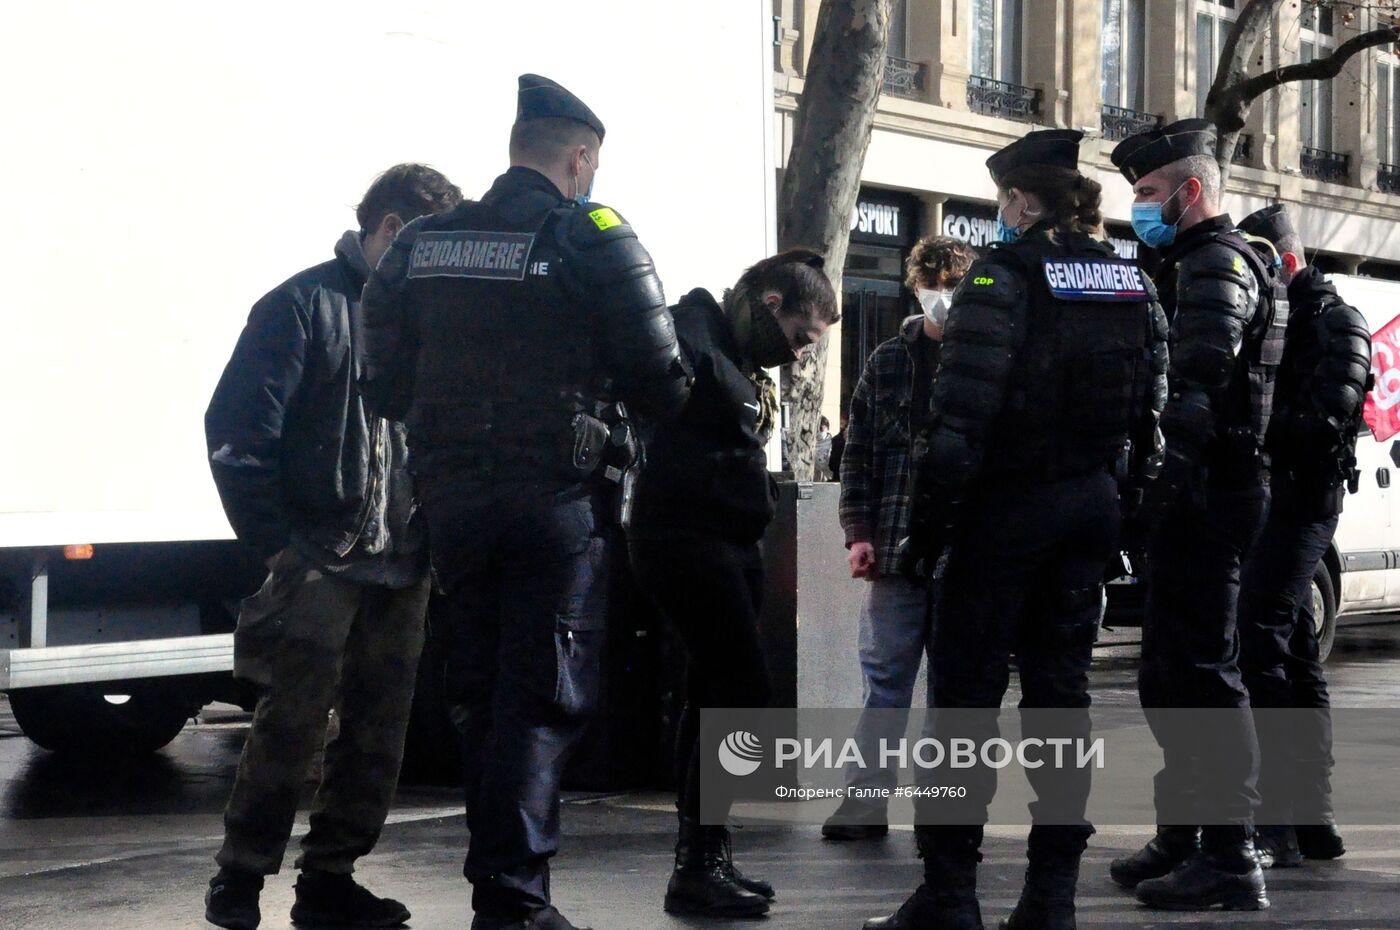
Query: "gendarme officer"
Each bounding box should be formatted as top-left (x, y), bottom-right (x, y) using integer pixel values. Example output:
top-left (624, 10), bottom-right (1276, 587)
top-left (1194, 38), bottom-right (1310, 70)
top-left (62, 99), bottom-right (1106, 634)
top-left (360, 75), bottom-right (690, 930)
top-left (1236, 204), bottom-right (1369, 868)
top-left (869, 129), bottom-right (1167, 930)
top-left (1109, 119), bottom-right (1285, 911)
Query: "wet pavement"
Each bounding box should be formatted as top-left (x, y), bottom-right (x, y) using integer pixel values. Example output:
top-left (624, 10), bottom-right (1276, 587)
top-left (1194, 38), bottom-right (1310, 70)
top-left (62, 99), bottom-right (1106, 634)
top-left (3, 620), bottom-right (1400, 929)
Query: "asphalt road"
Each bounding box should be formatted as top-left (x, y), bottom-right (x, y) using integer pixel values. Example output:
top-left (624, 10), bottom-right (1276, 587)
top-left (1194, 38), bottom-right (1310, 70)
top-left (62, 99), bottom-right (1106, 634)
top-left (3, 620), bottom-right (1400, 929)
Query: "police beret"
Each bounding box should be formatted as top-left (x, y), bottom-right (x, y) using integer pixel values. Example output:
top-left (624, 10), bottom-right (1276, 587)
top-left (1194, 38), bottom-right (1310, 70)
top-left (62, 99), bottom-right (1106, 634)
top-left (1238, 204), bottom-right (1299, 250)
top-left (515, 73), bottom-right (605, 141)
top-left (986, 129), bottom-right (1084, 182)
top-left (1111, 118), bottom-right (1216, 183)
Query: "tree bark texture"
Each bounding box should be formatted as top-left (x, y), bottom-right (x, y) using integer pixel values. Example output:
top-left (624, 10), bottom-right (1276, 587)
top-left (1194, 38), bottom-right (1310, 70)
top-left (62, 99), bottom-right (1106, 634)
top-left (1205, 0), bottom-right (1399, 178)
top-left (777, 0), bottom-right (891, 480)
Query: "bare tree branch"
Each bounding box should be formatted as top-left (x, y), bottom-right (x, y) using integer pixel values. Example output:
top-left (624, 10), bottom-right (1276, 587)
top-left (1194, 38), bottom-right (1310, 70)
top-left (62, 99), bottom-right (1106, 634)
top-left (1209, 0), bottom-right (1283, 126)
top-left (1226, 24), bottom-right (1400, 107)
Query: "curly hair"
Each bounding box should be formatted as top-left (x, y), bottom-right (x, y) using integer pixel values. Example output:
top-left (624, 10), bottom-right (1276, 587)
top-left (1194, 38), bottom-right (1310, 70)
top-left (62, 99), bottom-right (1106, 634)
top-left (904, 236), bottom-right (978, 291)
top-left (995, 165), bottom-right (1105, 238)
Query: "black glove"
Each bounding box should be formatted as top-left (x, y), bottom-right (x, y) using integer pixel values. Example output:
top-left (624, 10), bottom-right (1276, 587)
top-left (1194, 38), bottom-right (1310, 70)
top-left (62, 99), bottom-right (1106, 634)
top-left (895, 523), bottom-right (949, 583)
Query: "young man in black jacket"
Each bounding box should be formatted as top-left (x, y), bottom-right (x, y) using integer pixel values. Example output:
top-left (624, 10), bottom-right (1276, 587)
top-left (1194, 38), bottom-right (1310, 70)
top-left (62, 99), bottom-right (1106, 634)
top-left (202, 164), bottom-right (462, 930)
top-left (1235, 205), bottom-right (1370, 868)
top-left (627, 250), bottom-right (838, 919)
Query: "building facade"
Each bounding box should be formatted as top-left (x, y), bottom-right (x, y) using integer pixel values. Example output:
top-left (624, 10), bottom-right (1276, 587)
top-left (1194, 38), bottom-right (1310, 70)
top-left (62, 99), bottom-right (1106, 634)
top-left (774, 0), bottom-right (1400, 421)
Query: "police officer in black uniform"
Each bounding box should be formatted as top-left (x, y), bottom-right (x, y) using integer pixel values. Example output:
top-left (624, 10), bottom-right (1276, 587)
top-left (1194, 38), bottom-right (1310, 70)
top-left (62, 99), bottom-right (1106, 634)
top-left (359, 75), bottom-right (690, 930)
top-left (627, 250), bottom-right (838, 919)
top-left (1107, 119), bottom-right (1285, 911)
top-left (1235, 204), bottom-right (1369, 868)
top-left (865, 129), bottom-right (1168, 930)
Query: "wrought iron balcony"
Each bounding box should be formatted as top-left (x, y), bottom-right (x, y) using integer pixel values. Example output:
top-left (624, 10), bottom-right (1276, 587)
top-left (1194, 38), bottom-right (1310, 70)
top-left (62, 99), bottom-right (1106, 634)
top-left (1232, 133), bottom-right (1254, 165)
top-left (1301, 146), bottom-right (1350, 183)
top-left (1100, 105), bottom-right (1160, 141)
top-left (883, 55), bottom-right (927, 100)
top-left (1380, 163), bottom-right (1400, 194)
top-left (966, 74), bottom-right (1041, 122)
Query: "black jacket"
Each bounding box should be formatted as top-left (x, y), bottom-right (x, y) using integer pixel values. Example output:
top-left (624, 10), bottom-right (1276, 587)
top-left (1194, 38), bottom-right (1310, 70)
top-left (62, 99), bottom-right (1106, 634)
top-left (628, 288), bottom-right (777, 543)
top-left (205, 232), bottom-right (423, 582)
top-left (1268, 265), bottom-right (1372, 517)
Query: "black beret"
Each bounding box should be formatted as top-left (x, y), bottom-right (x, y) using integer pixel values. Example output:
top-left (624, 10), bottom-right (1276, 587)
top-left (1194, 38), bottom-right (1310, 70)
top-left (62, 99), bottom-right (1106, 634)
top-left (986, 129), bottom-right (1084, 182)
top-left (1238, 204), bottom-right (1299, 250)
top-left (1111, 118), bottom-right (1216, 183)
top-left (515, 73), bottom-right (605, 141)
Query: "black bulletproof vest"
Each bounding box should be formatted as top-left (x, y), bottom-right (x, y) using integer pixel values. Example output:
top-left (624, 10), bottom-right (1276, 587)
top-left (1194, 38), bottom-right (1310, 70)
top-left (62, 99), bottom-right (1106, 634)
top-left (1160, 228), bottom-right (1287, 455)
top-left (402, 190), bottom-right (602, 451)
top-left (983, 232), bottom-right (1158, 480)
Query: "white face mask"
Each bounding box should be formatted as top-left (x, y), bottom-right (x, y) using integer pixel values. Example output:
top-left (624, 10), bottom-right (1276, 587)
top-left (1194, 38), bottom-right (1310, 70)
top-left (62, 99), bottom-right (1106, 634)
top-left (917, 288), bottom-right (953, 328)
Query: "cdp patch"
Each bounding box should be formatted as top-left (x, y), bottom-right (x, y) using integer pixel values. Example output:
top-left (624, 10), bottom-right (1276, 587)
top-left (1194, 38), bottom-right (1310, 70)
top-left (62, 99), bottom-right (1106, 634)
top-left (407, 230), bottom-right (535, 281)
top-left (1042, 258), bottom-right (1149, 302)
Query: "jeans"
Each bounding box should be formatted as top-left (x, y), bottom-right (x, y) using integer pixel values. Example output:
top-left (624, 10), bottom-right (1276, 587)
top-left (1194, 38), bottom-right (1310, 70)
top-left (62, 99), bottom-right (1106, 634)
top-left (840, 575), bottom-right (934, 802)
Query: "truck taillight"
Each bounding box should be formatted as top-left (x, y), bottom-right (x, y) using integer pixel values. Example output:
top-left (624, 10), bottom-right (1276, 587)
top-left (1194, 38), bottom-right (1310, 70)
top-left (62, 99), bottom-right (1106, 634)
top-left (63, 544), bottom-right (94, 560)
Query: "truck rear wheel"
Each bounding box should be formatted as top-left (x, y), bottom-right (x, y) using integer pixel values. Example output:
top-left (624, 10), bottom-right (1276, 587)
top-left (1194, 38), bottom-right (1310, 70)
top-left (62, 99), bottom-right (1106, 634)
top-left (1311, 564), bottom-right (1338, 664)
top-left (9, 683), bottom-right (197, 755)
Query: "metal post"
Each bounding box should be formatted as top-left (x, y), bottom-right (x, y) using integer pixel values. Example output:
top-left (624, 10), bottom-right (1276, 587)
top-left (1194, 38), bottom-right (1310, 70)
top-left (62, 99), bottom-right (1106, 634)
top-left (28, 552), bottom-right (48, 649)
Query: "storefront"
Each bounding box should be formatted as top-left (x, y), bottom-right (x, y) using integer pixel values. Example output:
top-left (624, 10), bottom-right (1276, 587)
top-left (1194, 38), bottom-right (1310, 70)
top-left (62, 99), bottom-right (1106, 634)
top-left (939, 197), bottom-right (1141, 259)
top-left (840, 188), bottom-right (921, 417)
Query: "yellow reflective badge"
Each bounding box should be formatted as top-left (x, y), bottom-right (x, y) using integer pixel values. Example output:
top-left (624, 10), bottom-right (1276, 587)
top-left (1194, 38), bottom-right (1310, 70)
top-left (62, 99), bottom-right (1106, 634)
top-left (1233, 255), bottom-right (1246, 275)
top-left (588, 207), bottom-right (623, 231)
top-left (973, 276), bottom-right (996, 286)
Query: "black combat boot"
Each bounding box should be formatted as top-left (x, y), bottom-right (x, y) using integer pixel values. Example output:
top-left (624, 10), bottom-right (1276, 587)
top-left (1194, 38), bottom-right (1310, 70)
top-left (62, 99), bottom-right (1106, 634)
top-left (290, 871), bottom-right (411, 927)
top-left (664, 817), bottom-right (770, 918)
top-left (205, 867), bottom-right (264, 930)
top-left (1108, 825), bottom-right (1199, 889)
top-left (1253, 825), bottom-right (1303, 869)
top-left (862, 827), bottom-right (985, 930)
top-left (1000, 825), bottom-right (1092, 930)
top-left (1296, 821), bottom-right (1346, 860)
top-left (1134, 827), bottom-right (1268, 911)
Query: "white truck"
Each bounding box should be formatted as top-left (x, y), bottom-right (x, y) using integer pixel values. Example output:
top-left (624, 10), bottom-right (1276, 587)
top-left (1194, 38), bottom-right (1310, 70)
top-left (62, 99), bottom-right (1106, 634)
top-left (0, 0), bottom-right (777, 756)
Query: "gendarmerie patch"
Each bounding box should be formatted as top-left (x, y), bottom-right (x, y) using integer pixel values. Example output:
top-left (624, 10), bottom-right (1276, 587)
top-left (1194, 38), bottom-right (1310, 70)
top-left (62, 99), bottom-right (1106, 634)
top-left (407, 230), bottom-right (535, 281)
top-left (1042, 258), bottom-right (1149, 302)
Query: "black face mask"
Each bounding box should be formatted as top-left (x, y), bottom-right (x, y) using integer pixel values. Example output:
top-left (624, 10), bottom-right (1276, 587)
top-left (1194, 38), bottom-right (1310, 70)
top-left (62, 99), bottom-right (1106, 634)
top-left (748, 302), bottom-right (799, 368)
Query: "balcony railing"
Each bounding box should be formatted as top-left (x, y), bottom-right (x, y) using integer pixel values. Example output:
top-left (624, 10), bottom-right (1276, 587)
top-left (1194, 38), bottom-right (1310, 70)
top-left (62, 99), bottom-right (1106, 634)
top-left (1100, 104), bottom-right (1160, 141)
top-left (883, 55), bottom-right (927, 100)
top-left (1232, 133), bottom-right (1254, 165)
top-left (967, 74), bottom-right (1041, 122)
top-left (1301, 146), bottom-right (1351, 183)
top-left (1380, 163), bottom-right (1400, 194)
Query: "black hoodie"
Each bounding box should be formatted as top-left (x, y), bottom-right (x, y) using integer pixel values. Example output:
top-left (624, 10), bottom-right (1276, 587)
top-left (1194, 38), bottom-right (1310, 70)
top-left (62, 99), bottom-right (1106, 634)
top-left (627, 288), bottom-right (778, 543)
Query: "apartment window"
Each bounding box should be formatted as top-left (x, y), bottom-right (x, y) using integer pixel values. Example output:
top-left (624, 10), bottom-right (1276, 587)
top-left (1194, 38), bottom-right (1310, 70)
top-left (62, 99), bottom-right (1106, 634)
top-left (972, 0), bottom-right (1025, 85)
top-left (1102, 0), bottom-right (1148, 111)
top-left (1195, 1), bottom-right (1237, 116)
top-left (1300, 25), bottom-right (1336, 150)
top-left (1379, 54), bottom-right (1400, 191)
top-left (888, 0), bottom-right (908, 59)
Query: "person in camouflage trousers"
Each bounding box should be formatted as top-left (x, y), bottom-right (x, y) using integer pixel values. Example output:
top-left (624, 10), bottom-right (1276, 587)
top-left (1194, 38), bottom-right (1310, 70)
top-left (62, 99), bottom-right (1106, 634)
top-left (202, 164), bottom-right (462, 930)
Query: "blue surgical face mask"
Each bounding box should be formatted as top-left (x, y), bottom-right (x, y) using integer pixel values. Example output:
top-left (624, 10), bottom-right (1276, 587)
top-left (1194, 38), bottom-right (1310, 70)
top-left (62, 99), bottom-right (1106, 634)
top-left (1131, 181), bottom-right (1192, 249)
top-left (573, 151), bottom-right (596, 206)
top-left (993, 192), bottom-right (1039, 244)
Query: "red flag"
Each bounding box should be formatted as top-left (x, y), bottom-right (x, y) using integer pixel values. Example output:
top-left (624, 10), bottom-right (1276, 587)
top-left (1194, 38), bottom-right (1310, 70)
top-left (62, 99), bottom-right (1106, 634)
top-left (1363, 312), bottom-right (1400, 442)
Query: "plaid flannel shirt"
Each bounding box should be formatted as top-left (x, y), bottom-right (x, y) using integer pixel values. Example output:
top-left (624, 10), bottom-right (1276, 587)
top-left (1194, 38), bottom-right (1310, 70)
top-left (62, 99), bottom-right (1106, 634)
top-left (839, 315), bottom-right (938, 577)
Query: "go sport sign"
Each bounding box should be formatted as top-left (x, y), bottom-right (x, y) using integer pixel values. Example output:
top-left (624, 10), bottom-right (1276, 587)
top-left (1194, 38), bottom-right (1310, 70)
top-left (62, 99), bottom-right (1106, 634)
top-left (941, 199), bottom-right (1140, 259)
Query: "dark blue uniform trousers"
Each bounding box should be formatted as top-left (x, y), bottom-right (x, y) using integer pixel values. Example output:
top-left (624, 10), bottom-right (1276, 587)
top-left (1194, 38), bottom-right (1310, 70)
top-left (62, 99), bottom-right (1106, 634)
top-left (921, 472), bottom-right (1117, 856)
top-left (427, 479), bottom-right (607, 924)
top-left (1140, 480), bottom-right (1268, 833)
top-left (1238, 483), bottom-right (1338, 824)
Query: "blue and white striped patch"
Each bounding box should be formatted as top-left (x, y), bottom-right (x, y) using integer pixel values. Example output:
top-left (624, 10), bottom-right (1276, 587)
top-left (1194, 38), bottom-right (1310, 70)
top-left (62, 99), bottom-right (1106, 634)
top-left (1042, 258), bottom-right (1149, 302)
